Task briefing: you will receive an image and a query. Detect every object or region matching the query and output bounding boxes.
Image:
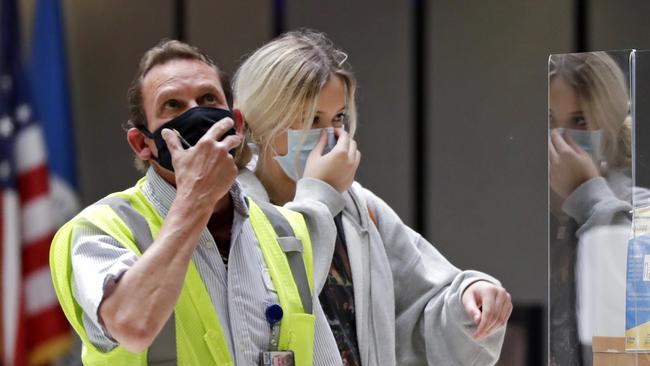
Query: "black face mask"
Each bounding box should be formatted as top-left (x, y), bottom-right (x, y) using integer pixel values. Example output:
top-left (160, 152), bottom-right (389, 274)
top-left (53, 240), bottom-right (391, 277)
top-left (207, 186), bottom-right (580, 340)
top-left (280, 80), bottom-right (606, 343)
top-left (139, 107), bottom-right (236, 171)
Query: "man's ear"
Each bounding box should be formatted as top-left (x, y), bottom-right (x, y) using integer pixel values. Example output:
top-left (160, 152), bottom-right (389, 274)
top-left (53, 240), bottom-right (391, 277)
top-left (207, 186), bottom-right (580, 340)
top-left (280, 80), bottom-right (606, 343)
top-left (126, 128), bottom-right (154, 160)
top-left (233, 108), bottom-right (245, 135)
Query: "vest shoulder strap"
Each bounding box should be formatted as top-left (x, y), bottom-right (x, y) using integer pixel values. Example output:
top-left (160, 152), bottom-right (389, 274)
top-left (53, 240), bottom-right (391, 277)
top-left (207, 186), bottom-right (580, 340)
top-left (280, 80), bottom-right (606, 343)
top-left (252, 199), bottom-right (313, 314)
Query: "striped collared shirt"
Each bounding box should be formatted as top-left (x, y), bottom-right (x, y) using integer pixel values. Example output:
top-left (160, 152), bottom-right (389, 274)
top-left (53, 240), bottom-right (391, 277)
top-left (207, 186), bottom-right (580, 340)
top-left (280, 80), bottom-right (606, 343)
top-left (70, 168), bottom-right (342, 364)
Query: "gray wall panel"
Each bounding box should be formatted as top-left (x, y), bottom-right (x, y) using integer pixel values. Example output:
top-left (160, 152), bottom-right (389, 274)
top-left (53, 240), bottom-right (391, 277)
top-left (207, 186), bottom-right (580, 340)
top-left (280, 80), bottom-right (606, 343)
top-left (591, 0), bottom-right (650, 50)
top-left (64, 1), bottom-right (174, 204)
top-left (427, 0), bottom-right (573, 304)
top-left (187, 0), bottom-right (272, 76)
top-left (286, 1), bottom-right (414, 225)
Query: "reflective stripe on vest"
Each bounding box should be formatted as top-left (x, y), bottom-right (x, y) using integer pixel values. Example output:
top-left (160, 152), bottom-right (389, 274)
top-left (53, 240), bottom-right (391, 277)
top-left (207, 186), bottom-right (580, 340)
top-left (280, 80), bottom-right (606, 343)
top-left (50, 177), bottom-right (315, 365)
top-left (94, 195), bottom-right (175, 365)
top-left (253, 199), bottom-right (313, 314)
top-left (247, 199), bottom-right (315, 366)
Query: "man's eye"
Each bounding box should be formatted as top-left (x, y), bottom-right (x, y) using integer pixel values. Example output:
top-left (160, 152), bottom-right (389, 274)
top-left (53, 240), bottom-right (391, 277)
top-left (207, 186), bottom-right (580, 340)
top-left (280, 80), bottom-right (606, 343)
top-left (165, 99), bottom-right (180, 109)
top-left (202, 94), bottom-right (217, 104)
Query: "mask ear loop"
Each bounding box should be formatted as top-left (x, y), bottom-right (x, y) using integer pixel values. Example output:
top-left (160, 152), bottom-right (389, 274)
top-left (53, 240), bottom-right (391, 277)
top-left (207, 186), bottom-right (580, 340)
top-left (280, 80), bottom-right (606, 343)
top-left (172, 129), bottom-right (192, 148)
top-left (137, 126), bottom-right (154, 139)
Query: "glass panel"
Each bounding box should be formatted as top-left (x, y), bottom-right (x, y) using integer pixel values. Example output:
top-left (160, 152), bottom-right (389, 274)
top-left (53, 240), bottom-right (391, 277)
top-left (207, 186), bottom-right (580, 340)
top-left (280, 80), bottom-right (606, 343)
top-left (626, 50), bottom-right (650, 360)
top-left (549, 50), bottom-right (635, 365)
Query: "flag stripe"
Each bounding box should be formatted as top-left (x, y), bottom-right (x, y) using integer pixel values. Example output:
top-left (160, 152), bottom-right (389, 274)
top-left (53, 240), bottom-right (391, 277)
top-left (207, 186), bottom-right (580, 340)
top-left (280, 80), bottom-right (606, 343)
top-left (28, 333), bottom-right (71, 366)
top-left (2, 191), bottom-right (21, 365)
top-left (21, 195), bottom-right (54, 244)
top-left (14, 125), bottom-right (46, 174)
top-left (3, 1), bottom-right (75, 363)
top-left (17, 164), bottom-right (48, 204)
top-left (21, 234), bottom-right (51, 277)
top-left (24, 268), bottom-right (58, 316)
top-left (14, 297), bottom-right (26, 366)
top-left (25, 305), bottom-right (69, 347)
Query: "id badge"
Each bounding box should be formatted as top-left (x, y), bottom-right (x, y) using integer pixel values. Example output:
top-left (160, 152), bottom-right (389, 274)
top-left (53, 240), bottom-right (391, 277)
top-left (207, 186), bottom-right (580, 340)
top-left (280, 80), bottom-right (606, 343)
top-left (258, 351), bottom-right (294, 366)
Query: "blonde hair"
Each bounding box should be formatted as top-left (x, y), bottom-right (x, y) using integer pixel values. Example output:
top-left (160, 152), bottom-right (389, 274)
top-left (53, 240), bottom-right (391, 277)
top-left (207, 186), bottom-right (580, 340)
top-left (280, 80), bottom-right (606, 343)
top-left (232, 29), bottom-right (357, 170)
top-left (549, 52), bottom-right (631, 169)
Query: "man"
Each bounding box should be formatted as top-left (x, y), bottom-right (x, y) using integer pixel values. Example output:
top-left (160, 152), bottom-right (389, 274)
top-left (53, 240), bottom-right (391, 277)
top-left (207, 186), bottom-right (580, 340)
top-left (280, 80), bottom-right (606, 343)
top-left (50, 40), bottom-right (360, 365)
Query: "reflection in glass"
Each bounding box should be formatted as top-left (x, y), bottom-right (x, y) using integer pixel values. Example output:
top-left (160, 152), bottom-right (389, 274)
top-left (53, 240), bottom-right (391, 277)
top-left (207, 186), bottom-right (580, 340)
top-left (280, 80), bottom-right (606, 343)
top-left (549, 51), bottom-right (636, 366)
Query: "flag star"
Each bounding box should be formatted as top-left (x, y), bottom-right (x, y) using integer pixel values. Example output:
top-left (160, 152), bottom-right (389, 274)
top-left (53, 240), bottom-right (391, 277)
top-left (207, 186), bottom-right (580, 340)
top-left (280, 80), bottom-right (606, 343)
top-left (0, 74), bottom-right (11, 93)
top-left (0, 160), bottom-right (10, 180)
top-left (15, 104), bottom-right (31, 123)
top-left (0, 116), bottom-right (13, 137)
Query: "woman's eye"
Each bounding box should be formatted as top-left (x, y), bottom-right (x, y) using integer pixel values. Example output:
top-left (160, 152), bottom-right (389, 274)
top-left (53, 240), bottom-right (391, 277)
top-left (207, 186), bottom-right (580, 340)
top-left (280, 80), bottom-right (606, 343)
top-left (334, 113), bottom-right (347, 125)
top-left (572, 116), bottom-right (587, 127)
top-left (312, 116), bottom-right (321, 127)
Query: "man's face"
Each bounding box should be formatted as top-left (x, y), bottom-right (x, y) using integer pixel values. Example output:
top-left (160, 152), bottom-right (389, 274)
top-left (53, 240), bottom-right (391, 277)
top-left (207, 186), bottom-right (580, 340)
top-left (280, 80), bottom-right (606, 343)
top-left (141, 58), bottom-right (229, 156)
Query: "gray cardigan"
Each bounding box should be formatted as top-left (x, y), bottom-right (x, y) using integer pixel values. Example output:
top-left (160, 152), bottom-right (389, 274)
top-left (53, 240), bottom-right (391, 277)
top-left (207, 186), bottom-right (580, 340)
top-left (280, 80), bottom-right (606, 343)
top-left (238, 169), bottom-right (506, 365)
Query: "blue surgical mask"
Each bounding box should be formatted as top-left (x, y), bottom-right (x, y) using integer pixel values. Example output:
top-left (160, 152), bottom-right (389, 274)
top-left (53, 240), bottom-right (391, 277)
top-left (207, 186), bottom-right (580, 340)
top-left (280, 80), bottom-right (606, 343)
top-left (274, 127), bottom-right (336, 181)
top-left (554, 128), bottom-right (603, 162)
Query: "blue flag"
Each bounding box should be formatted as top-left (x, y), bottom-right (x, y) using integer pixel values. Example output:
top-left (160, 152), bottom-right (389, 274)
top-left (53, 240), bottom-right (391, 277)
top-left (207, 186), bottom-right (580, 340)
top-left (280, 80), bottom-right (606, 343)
top-left (2, 0), bottom-right (72, 364)
top-left (29, 0), bottom-right (79, 221)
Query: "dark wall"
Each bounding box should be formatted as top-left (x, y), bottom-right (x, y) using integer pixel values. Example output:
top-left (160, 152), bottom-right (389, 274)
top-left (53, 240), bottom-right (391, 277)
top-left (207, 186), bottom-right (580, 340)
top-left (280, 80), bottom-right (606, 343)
top-left (426, 0), bottom-right (573, 305)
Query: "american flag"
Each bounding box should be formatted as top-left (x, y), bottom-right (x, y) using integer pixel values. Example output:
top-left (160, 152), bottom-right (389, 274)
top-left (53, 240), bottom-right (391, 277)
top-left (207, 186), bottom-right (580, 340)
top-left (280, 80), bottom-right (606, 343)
top-left (1, 0), bottom-right (72, 364)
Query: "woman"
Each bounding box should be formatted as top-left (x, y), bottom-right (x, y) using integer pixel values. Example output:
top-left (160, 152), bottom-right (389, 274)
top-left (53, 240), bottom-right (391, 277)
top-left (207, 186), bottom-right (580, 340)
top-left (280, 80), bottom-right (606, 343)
top-left (548, 52), bottom-right (650, 365)
top-left (233, 29), bottom-right (511, 365)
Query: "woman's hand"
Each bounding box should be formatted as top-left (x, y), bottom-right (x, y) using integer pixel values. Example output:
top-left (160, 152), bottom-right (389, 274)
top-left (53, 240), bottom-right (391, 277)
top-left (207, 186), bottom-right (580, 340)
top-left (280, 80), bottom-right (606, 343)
top-left (462, 281), bottom-right (512, 340)
top-left (303, 127), bottom-right (361, 192)
top-left (549, 129), bottom-right (600, 199)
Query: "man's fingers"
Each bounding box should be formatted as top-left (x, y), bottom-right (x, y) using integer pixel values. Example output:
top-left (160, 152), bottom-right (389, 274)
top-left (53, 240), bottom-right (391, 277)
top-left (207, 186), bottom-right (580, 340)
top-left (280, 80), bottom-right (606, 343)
top-left (161, 129), bottom-right (182, 155)
top-left (220, 134), bottom-right (243, 151)
top-left (203, 117), bottom-right (235, 141)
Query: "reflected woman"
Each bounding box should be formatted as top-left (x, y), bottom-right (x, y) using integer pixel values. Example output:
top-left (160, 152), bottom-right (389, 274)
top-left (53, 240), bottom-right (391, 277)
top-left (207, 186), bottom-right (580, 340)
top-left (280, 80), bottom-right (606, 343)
top-left (549, 52), bottom-right (647, 365)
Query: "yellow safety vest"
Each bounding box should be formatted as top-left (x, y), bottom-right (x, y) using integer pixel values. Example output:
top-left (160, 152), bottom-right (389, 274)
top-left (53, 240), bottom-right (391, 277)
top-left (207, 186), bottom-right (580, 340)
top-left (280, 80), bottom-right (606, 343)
top-left (50, 177), bottom-right (315, 365)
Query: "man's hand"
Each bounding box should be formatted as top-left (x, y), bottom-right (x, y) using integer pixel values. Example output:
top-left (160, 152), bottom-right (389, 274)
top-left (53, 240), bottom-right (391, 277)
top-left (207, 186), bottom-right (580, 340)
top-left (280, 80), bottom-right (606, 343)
top-left (161, 117), bottom-right (242, 211)
top-left (303, 128), bottom-right (361, 192)
top-left (549, 129), bottom-right (600, 199)
top-left (461, 280), bottom-right (512, 340)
